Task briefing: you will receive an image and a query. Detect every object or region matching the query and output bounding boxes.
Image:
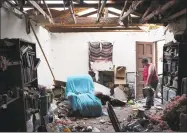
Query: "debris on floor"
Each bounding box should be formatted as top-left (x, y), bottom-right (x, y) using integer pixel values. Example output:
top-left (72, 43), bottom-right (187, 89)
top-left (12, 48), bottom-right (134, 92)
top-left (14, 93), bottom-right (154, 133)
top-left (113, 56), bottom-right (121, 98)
top-left (119, 94), bottom-right (187, 132)
top-left (46, 93), bottom-right (129, 132)
top-left (46, 83), bottom-right (187, 133)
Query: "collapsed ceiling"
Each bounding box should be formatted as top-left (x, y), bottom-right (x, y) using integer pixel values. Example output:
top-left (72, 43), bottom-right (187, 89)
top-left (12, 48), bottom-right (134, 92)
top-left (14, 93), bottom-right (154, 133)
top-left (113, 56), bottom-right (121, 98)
top-left (2, 0), bottom-right (187, 32)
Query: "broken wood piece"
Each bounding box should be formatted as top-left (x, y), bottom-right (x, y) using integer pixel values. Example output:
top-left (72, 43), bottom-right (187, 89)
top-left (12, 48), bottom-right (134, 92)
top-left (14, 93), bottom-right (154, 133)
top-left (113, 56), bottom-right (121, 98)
top-left (120, 0), bottom-right (144, 23)
top-left (96, 0), bottom-right (107, 23)
top-left (42, 0), bottom-right (53, 19)
top-left (27, 0), bottom-right (54, 24)
top-left (120, 0), bottom-right (128, 18)
top-left (141, 0), bottom-right (178, 23)
top-left (69, 0), bottom-right (77, 24)
top-left (97, 0), bottom-right (102, 18)
top-left (164, 8), bottom-right (187, 22)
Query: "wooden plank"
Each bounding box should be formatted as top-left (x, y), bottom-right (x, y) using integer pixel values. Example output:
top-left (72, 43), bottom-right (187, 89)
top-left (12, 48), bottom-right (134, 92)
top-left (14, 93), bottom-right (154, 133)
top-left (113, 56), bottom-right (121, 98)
top-left (28, 0), bottom-right (54, 24)
top-left (163, 8), bottom-right (187, 22)
top-left (44, 27), bottom-right (143, 32)
top-left (52, 17), bottom-right (140, 26)
top-left (120, 0), bottom-right (144, 22)
top-left (141, 0), bottom-right (178, 23)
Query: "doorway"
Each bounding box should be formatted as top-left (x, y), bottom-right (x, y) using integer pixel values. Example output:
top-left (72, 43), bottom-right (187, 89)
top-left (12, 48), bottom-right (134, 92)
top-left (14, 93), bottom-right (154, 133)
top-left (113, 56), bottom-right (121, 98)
top-left (135, 40), bottom-right (165, 100)
top-left (136, 41), bottom-right (155, 99)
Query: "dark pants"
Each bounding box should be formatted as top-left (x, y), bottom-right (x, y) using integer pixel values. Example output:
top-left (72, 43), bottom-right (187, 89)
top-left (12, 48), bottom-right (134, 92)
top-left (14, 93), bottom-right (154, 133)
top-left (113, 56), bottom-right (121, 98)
top-left (144, 81), bottom-right (158, 107)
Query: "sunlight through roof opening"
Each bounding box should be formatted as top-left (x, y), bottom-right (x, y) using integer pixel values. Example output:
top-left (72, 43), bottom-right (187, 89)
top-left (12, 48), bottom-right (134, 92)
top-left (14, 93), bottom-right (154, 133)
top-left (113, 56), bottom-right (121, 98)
top-left (77, 8), bottom-right (97, 16)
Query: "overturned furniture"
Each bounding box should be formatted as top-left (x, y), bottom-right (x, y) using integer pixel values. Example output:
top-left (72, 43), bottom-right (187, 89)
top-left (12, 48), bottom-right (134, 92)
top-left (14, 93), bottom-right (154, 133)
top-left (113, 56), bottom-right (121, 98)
top-left (65, 75), bottom-right (102, 117)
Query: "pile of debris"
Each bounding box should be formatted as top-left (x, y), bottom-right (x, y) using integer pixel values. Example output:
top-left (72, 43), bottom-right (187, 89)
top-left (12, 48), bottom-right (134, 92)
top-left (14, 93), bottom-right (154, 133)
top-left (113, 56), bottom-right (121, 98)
top-left (121, 94), bottom-right (187, 132)
top-left (151, 94), bottom-right (187, 131)
top-left (46, 93), bottom-right (126, 132)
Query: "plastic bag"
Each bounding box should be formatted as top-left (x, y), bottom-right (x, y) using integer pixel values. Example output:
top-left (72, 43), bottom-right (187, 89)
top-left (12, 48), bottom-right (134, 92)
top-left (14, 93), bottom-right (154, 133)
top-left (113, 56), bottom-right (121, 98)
top-left (48, 103), bottom-right (58, 116)
top-left (27, 115), bottom-right (33, 132)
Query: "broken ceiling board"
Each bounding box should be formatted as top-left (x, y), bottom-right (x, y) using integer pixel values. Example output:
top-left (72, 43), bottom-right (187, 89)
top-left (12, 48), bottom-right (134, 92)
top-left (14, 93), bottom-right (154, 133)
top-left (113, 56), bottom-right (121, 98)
top-left (29, 14), bottom-right (52, 25)
top-left (52, 17), bottom-right (140, 26)
top-left (50, 8), bottom-right (90, 20)
top-left (44, 26), bottom-right (143, 33)
top-left (26, 9), bottom-right (65, 18)
top-left (26, 8), bottom-right (90, 25)
top-left (26, 8), bottom-right (89, 18)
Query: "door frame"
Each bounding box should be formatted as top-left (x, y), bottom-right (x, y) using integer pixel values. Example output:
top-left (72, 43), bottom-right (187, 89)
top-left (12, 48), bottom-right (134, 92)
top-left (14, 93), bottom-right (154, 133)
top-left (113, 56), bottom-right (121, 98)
top-left (135, 41), bottom-right (157, 99)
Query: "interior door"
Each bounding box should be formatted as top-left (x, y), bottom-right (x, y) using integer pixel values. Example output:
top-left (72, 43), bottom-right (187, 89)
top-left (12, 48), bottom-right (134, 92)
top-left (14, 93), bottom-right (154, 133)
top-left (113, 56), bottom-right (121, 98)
top-left (136, 41), bottom-right (154, 99)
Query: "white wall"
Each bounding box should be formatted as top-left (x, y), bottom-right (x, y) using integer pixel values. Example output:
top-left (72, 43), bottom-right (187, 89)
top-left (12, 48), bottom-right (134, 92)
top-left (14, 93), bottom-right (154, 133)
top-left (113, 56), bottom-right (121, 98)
top-left (1, 6), bottom-right (168, 84)
top-left (1, 7), bottom-right (53, 87)
top-left (50, 29), bottom-right (165, 81)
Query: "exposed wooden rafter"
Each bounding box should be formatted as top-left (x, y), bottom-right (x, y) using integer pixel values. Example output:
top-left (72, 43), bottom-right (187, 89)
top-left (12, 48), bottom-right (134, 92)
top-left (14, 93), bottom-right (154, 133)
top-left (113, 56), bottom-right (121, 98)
top-left (69, 0), bottom-right (77, 23)
top-left (97, 0), bottom-right (102, 18)
top-left (97, 0), bottom-right (107, 22)
top-left (162, 8), bottom-right (187, 22)
top-left (44, 26), bottom-right (142, 33)
top-left (140, 0), bottom-right (178, 23)
top-left (42, 0), bottom-right (53, 19)
top-left (141, 6), bottom-right (151, 19)
top-left (27, 0), bottom-right (54, 24)
top-left (120, 0), bottom-right (144, 23)
top-left (120, 0), bottom-right (128, 18)
top-left (3, 0), bottom-right (23, 19)
top-left (142, 0), bottom-right (160, 19)
top-left (52, 17), bottom-right (140, 27)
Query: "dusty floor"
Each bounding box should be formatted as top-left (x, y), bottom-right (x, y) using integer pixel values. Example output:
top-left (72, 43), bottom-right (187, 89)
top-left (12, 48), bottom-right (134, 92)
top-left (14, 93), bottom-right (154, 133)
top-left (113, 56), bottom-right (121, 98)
top-left (68, 106), bottom-right (132, 132)
top-left (68, 98), bottom-right (163, 132)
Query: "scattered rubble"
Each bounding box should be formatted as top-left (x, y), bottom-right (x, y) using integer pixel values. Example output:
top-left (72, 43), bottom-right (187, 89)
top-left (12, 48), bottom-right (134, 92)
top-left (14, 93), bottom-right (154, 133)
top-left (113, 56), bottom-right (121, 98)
top-left (46, 94), bottom-right (129, 132)
top-left (46, 90), bottom-right (187, 132)
top-left (99, 119), bottom-right (105, 124)
top-left (119, 95), bottom-right (187, 132)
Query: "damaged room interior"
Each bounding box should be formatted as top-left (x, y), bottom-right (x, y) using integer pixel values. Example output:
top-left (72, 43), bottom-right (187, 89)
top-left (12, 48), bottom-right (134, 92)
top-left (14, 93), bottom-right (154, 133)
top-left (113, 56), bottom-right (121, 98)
top-left (1, 0), bottom-right (187, 132)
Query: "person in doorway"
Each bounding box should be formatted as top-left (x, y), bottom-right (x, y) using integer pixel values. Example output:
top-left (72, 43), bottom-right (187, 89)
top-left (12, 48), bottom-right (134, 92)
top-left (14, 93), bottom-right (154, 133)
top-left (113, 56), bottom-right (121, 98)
top-left (142, 57), bottom-right (158, 109)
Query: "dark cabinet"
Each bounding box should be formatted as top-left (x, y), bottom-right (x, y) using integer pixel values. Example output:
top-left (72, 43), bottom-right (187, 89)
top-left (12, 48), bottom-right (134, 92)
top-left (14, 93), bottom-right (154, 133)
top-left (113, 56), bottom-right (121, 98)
top-left (162, 40), bottom-right (187, 102)
top-left (0, 39), bottom-right (40, 131)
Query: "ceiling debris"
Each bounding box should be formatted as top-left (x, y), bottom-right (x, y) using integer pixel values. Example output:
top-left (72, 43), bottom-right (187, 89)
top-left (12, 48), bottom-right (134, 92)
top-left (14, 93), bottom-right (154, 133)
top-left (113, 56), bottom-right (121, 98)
top-left (2, 0), bottom-right (187, 32)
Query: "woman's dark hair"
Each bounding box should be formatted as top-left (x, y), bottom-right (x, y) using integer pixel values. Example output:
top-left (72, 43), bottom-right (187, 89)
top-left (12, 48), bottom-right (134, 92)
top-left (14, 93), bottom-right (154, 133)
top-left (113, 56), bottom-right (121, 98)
top-left (142, 57), bottom-right (148, 63)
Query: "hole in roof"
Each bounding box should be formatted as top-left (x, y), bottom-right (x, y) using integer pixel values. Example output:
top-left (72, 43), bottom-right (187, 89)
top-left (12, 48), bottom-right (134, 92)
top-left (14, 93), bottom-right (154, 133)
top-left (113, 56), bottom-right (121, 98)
top-left (24, 8), bottom-right (32, 11)
top-left (50, 8), bottom-right (69, 11)
top-left (108, 7), bottom-right (139, 18)
top-left (77, 8), bottom-right (97, 16)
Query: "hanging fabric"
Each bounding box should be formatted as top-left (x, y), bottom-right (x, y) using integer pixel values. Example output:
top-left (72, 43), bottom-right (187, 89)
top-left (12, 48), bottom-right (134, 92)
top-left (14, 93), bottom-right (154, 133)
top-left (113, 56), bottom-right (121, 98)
top-left (89, 41), bottom-right (113, 71)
